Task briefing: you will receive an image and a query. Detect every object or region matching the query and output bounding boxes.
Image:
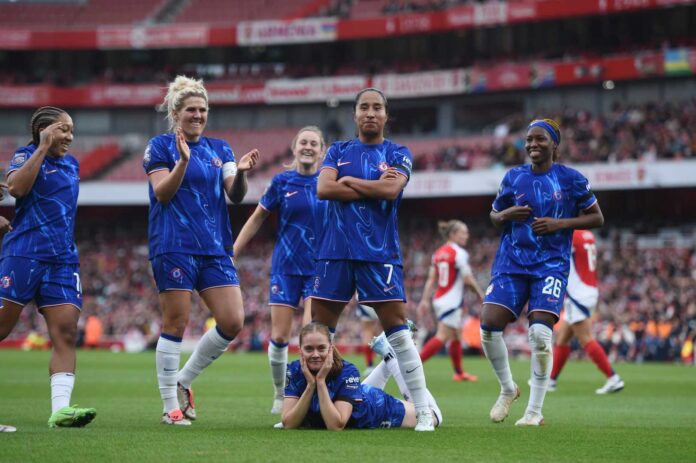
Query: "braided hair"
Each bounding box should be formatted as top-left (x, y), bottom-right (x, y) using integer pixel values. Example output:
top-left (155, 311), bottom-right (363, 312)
top-left (30, 106), bottom-right (67, 146)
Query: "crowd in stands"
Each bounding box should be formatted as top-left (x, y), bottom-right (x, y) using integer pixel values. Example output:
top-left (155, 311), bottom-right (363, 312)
top-left (4, 219), bottom-right (694, 364)
top-left (412, 101), bottom-right (696, 171)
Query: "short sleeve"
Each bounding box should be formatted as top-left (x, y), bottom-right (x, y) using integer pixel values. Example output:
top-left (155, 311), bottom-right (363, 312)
top-left (220, 140), bottom-right (236, 164)
top-left (456, 249), bottom-right (472, 276)
top-left (492, 171), bottom-right (514, 212)
top-left (7, 148), bottom-right (31, 174)
top-left (321, 143), bottom-right (340, 171)
top-left (571, 170), bottom-right (597, 211)
top-left (389, 145), bottom-right (413, 180)
top-left (143, 138), bottom-right (172, 174)
top-left (284, 361), bottom-right (305, 398)
top-left (259, 175), bottom-right (281, 212)
top-left (334, 364), bottom-right (362, 403)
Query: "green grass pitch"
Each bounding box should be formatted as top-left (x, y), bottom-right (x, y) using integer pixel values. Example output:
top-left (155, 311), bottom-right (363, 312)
top-left (1, 350), bottom-right (694, 463)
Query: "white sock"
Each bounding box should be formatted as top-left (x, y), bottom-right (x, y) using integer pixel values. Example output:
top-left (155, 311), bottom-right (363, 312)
top-left (387, 327), bottom-right (428, 413)
top-left (50, 372), bottom-right (75, 413)
top-left (480, 329), bottom-right (516, 394)
top-left (362, 360), bottom-right (391, 390)
top-left (268, 341), bottom-right (288, 399)
top-left (527, 323), bottom-right (553, 415)
top-left (178, 326), bottom-right (231, 389)
top-left (156, 335), bottom-right (181, 413)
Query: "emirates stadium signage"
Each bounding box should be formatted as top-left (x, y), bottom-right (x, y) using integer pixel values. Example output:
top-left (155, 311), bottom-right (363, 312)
top-left (237, 18), bottom-right (338, 46)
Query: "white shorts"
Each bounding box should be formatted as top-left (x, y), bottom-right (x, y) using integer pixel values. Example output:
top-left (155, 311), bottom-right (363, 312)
top-left (357, 304), bottom-right (379, 322)
top-left (563, 293), bottom-right (598, 325)
top-left (433, 300), bottom-right (462, 330)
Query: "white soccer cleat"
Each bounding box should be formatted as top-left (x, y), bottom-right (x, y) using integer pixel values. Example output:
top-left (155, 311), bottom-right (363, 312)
top-left (368, 334), bottom-right (391, 358)
top-left (414, 410), bottom-right (435, 432)
top-left (273, 422), bottom-right (284, 429)
top-left (490, 384), bottom-right (520, 423)
top-left (0, 424), bottom-right (17, 432)
top-left (177, 382), bottom-right (196, 420)
top-left (596, 374), bottom-right (624, 394)
top-left (161, 409), bottom-right (191, 426)
top-left (270, 397), bottom-right (283, 415)
top-left (515, 411), bottom-right (544, 426)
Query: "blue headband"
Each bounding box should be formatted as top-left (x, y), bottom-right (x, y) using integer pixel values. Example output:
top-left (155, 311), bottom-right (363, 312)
top-left (528, 120), bottom-right (560, 145)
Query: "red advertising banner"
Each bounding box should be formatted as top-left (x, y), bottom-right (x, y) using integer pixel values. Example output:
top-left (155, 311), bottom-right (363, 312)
top-left (2, 0), bottom-right (695, 50)
top-left (97, 25), bottom-right (210, 49)
top-left (0, 48), bottom-right (689, 108)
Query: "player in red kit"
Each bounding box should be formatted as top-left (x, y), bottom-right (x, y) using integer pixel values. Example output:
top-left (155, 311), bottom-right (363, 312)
top-left (549, 229), bottom-right (624, 394)
top-left (417, 220), bottom-right (484, 381)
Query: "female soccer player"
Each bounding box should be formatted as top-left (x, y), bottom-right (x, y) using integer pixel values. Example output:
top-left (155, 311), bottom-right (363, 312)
top-left (417, 220), bottom-right (484, 381)
top-left (281, 322), bottom-right (441, 430)
top-left (234, 126), bottom-right (326, 414)
top-left (0, 106), bottom-right (96, 428)
top-left (481, 118), bottom-right (604, 426)
top-left (144, 76), bottom-right (259, 425)
top-left (310, 88), bottom-right (435, 431)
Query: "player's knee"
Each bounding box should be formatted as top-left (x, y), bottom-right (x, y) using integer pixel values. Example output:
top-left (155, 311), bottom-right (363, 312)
top-left (217, 319), bottom-right (243, 339)
top-left (528, 323), bottom-right (553, 353)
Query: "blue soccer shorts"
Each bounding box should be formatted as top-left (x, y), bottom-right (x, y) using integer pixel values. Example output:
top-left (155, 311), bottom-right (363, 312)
top-left (268, 273), bottom-right (314, 308)
top-left (151, 253), bottom-right (239, 293)
top-left (311, 259), bottom-right (406, 304)
top-left (0, 256), bottom-right (82, 309)
top-left (483, 272), bottom-right (567, 319)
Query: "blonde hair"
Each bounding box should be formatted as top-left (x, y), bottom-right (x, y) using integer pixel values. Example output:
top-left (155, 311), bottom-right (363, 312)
top-left (158, 75), bottom-right (209, 131)
top-left (438, 220), bottom-right (466, 240)
top-left (298, 322), bottom-right (344, 379)
top-left (284, 125), bottom-right (326, 171)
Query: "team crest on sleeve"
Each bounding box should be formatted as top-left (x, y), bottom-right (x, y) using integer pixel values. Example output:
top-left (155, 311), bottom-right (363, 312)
top-left (1, 275), bottom-right (12, 288)
top-left (485, 284), bottom-right (494, 296)
top-left (271, 284), bottom-right (281, 295)
top-left (10, 153), bottom-right (26, 168)
top-left (143, 145), bottom-right (151, 165)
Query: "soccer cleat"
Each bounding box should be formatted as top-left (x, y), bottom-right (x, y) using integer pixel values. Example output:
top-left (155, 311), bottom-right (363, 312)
top-left (270, 397), bottom-right (283, 415)
top-left (161, 409), bottom-right (191, 426)
top-left (414, 409), bottom-right (435, 432)
top-left (177, 382), bottom-right (196, 420)
top-left (47, 405), bottom-right (97, 428)
top-left (273, 422), bottom-right (284, 429)
top-left (368, 334), bottom-right (391, 358)
top-left (0, 424), bottom-right (17, 433)
top-left (489, 384), bottom-right (520, 423)
top-left (596, 374), bottom-right (624, 394)
top-left (453, 372), bottom-right (478, 382)
top-left (515, 411), bottom-right (544, 426)
top-left (527, 378), bottom-right (556, 391)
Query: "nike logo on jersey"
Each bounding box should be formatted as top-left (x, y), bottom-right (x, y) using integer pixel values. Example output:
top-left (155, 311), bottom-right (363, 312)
top-left (284, 191), bottom-right (298, 198)
top-left (383, 285), bottom-right (396, 292)
top-left (515, 193), bottom-right (526, 200)
top-left (337, 160), bottom-right (351, 167)
top-left (45, 169), bottom-right (58, 174)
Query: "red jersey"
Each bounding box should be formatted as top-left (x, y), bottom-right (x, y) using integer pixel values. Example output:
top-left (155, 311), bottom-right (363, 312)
top-left (432, 242), bottom-right (471, 304)
top-left (571, 229), bottom-right (598, 288)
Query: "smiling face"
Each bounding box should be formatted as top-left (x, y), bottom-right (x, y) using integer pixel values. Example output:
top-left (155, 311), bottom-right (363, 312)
top-left (354, 90), bottom-right (387, 143)
top-left (173, 96), bottom-right (208, 142)
top-left (48, 113), bottom-right (74, 157)
top-left (300, 331), bottom-right (331, 374)
top-left (525, 126), bottom-right (556, 170)
top-left (292, 130), bottom-right (323, 171)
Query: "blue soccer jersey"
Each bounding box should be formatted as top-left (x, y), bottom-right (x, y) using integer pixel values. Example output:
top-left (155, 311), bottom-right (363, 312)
top-left (317, 139), bottom-right (412, 264)
top-left (2, 144), bottom-right (79, 263)
top-left (144, 134), bottom-right (236, 259)
top-left (285, 359), bottom-right (405, 429)
top-left (259, 170), bottom-right (325, 276)
top-left (490, 163), bottom-right (597, 277)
